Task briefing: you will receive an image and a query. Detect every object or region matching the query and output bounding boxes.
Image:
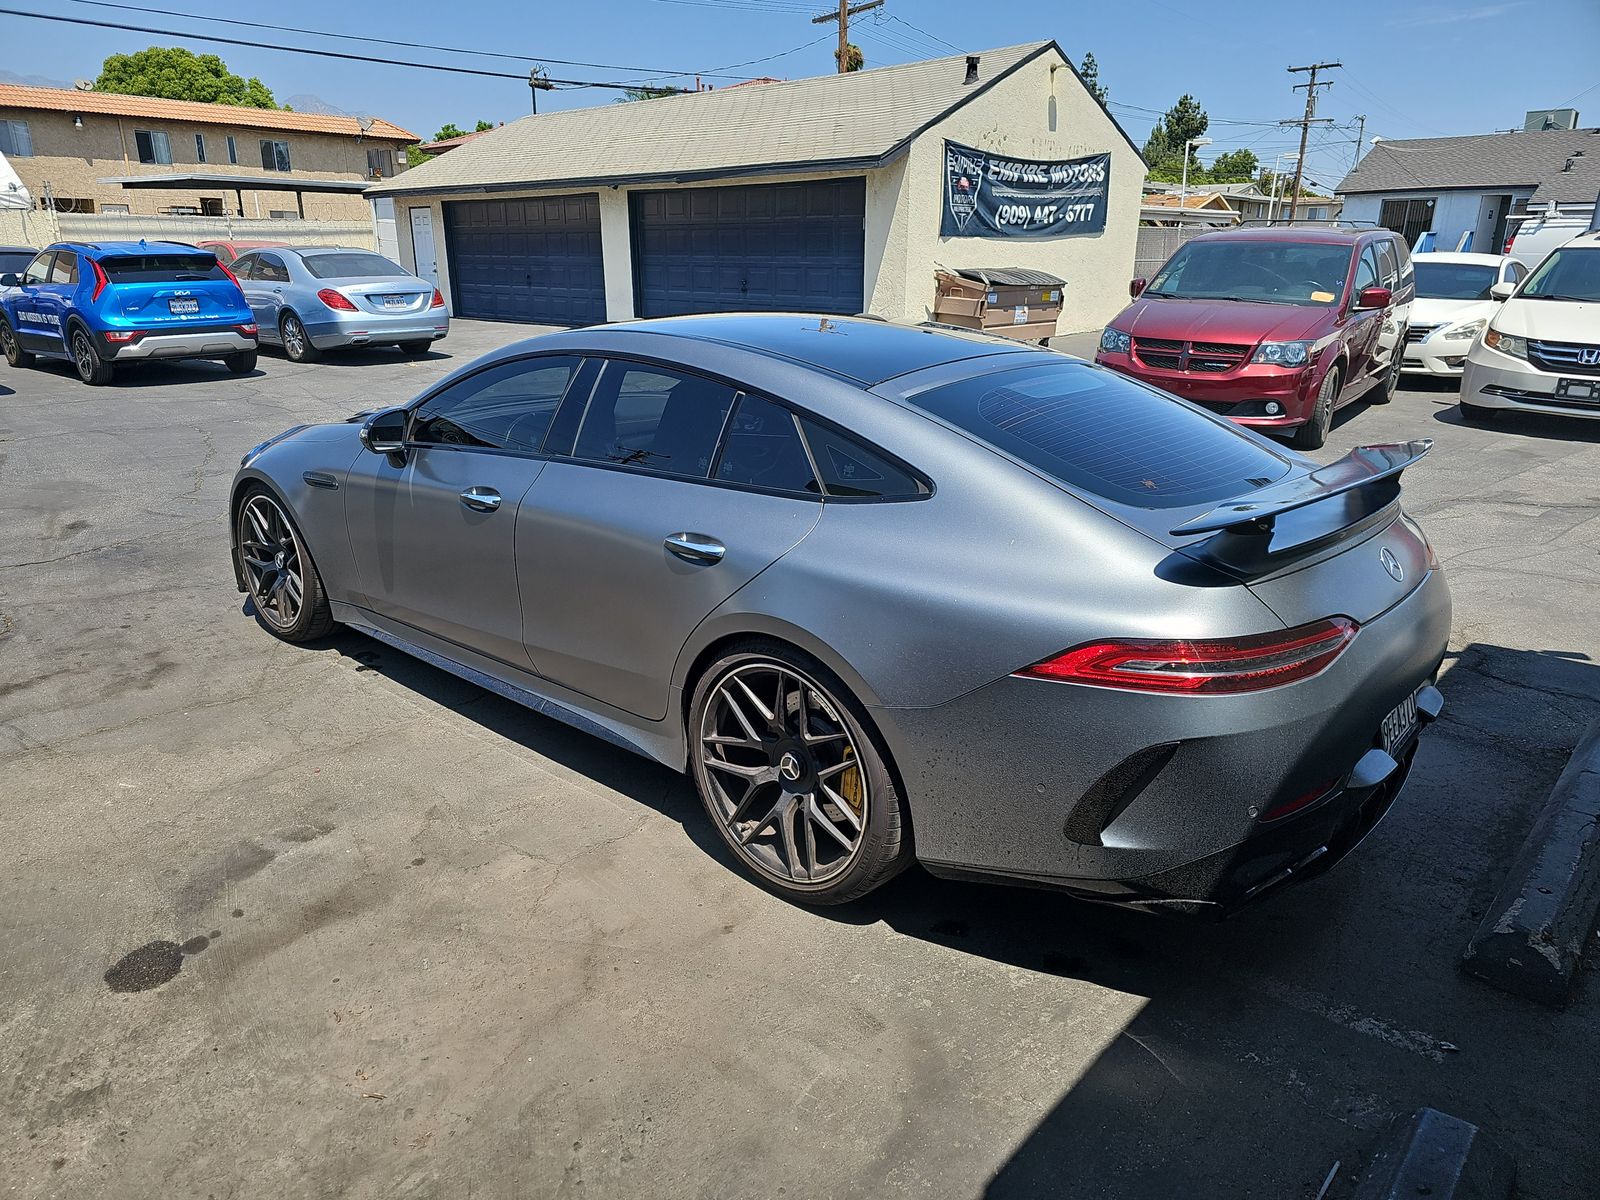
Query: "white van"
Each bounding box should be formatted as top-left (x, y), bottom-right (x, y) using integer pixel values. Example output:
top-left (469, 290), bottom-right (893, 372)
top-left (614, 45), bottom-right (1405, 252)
top-left (1503, 209), bottom-right (1591, 270)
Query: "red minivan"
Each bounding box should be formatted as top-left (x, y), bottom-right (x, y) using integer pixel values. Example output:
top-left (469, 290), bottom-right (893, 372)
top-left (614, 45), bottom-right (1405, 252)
top-left (1095, 227), bottom-right (1414, 450)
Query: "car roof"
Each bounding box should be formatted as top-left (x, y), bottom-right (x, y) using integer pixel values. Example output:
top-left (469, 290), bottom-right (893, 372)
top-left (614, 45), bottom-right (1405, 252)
top-left (1413, 252), bottom-right (1512, 265)
top-left (0, 244), bottom-right (34, 254)
top-left (47, 240), bottom-right (210, 257)
top-left (1186, 226), bottom-right (1374, 245)
top-left (602, 313), bottom-right (1041, 386)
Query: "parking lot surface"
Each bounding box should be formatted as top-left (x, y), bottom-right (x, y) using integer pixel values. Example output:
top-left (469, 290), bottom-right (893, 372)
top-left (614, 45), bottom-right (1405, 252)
top-left (3, 321), bottom-right (1599, 1199)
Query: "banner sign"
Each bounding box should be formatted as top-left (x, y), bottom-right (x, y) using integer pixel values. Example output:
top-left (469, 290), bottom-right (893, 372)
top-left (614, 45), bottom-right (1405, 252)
top-left (941, 141), bottom-right (1111, 239)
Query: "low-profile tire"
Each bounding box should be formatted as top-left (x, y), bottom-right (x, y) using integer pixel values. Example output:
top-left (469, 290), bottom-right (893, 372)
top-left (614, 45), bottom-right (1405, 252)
top-left (397, 340), bottom-right (431, 358)
top-left (1459, 398), bottom-right (1498, 423)
top-left (1369, 344), bottom-right (1403, 404)
top-left (688, 641), bottom-right (911, 905)
top-left (236, 486), bottom-right (336, 642)
top-left (1290, 364), bottom-right (1340, 451)
top-left (225, 349), bottom-right (258, 375)
top-left (279, 313), bottom-right (318, 363)
top-left (0, 316), bottom-right (33, 367)
top-left (70, 325), bottom-right (115, 386)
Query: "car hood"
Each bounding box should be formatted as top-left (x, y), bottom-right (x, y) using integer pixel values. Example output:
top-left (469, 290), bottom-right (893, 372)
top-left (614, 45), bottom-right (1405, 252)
top-left (1490, 297), bottom-right (1600, 340)
top-left (1411, 297), bottom-right (1494, 328)
top-left (1113, 297), bottom-right (1334, 345)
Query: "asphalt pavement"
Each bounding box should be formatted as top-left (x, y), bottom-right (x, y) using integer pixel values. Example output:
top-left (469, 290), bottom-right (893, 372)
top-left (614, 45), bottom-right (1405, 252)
top-left (3, 321), bottom-right (1598, 1199)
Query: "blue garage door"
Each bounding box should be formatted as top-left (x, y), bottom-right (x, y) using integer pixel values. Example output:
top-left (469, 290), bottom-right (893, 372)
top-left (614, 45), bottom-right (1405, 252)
top-left (444, 195), bottom-right (606, 326)
top-left (632, 179), bottom-right (866, 318)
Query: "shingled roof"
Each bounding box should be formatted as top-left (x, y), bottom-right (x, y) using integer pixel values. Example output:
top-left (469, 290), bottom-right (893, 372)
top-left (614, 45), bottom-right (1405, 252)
top-left (1336, 127), bottom-right (1600, 206)
top-left (0, 84), bottom-right (417, 142)
top-left (369, 42), bottom-right (1140, 197)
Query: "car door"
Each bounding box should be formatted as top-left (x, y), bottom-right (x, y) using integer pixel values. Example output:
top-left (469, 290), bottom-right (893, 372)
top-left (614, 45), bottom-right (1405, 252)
top-left (251, 252), bottom-right (290, 336)
top-left (516, 361), bottom-right (824, 720)
top-left (342, 354), bottom-right (585, 667)
top-left (10, 252), bottom-right (56, 353)
top-left (1370, 237), bottom-right (1407, 377)
top-left (33, 250), bottom-right (79, 344)
top-left (232, 253), bottom-right (267, 328)
top-left (1342, 243), bottom-right (1385, 394)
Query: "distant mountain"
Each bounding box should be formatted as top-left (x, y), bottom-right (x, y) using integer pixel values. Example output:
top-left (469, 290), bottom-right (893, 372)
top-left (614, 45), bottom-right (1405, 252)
top-left (0, 68), bottom-right (77, 90)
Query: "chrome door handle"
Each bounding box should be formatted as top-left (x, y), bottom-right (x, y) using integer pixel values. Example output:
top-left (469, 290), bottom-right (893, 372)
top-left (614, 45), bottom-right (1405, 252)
top-left (664, 532), bottom-right (725, 564)
top-left (459, 486), bottom-right (502, 513)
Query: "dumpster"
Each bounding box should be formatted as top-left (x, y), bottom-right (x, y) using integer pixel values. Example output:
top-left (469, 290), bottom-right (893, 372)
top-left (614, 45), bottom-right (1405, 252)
top-left (932, 266), bottom-right (1065, 343)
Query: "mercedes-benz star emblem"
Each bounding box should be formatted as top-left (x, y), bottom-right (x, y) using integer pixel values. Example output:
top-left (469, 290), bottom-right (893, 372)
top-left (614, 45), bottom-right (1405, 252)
top-left (778, 752), bottom-right (802, 783)
top-left (1380, 547), bottom-right (1405, 582)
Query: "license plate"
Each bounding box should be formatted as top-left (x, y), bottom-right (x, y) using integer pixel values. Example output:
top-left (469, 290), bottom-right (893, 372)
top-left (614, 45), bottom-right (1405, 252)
top-left (1380, 689), bottom-right (1421, 755)
top-left (168, 298), bottom-right (199, 315)
top-left (381, 296), bottom-right (408, 310)
top-left (1556, 378), bottom-right (1599, 403)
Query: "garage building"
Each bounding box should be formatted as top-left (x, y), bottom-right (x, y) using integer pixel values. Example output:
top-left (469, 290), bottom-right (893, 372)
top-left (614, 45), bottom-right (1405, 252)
top-left (367, 41), bottom-right (1144, 336)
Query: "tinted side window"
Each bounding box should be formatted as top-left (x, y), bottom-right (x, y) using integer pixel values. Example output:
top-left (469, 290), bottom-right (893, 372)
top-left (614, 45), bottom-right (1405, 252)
top-left (23, 253), bottom-right (51, 285)
top-left (256, 254), bottom-right (290, 284)
top-left (908, 362), bottom-right (1290, 510)
top-left (412, 355), bottom-right (581, 452)
top-left (1352, 246), bottom-right (1380, 296)
top-left (232, 253), bottom-right (259, 281)
top-left (1375, 240), bottom-right (1399, 290)
top-left (573, 362), bottom-right (736, 479)
top-left (1507, 261), bottom-right (1527, 283)
top-left (714, 395), bottom-right (819, 495)
top-left (48, 252), bottom-right (78, 285)
top-left (797, 419), bottom-right (927, 500)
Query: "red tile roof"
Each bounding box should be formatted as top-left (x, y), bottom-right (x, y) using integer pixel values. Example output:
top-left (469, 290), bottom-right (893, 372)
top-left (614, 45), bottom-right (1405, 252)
top-left (0, 84), bottom-right (417, 141)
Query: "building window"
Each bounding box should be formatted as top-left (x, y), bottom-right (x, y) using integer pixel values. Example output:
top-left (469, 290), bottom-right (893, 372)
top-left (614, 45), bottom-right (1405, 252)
top-left (41, 197), bottom-right (96, 214)
top-left (134, 129), bottom-right (173, 165)
top-left (201, 197), bottom-right (225, 216)
top-left (226, 135), bottom-right (238, 165)
top-left (366, 147), bottom-right (395, 179)
top-left (0, 119), bottom-right (32, 157)
top-left (268, 210), bottom-right (298, 219)
top-left (1306, 206), bottom-right (1327, 220)
top-left (195, 132), bottom-right (207, 163)
top-left (1378, 197), bottom-right (1437, 247)
top-left (260, 139), bottom-right (292, 172)
top-left (102, 204), bottom-right (130, 215)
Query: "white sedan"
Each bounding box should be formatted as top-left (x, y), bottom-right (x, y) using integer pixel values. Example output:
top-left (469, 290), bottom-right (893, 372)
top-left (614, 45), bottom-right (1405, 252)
top-left (1403, 252), bottom-right (1527, 377)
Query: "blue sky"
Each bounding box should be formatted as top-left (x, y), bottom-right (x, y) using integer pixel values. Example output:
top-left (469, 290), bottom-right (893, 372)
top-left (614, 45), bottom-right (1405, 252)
top-left (5, 0), bottom-right (1598, 189)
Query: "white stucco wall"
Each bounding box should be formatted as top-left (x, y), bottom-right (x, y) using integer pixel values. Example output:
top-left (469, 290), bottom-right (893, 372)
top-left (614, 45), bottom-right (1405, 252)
top-left (1340, 188), bottom-right (1537, 253)
top-left (893, 48), bottom-right (1143, 334)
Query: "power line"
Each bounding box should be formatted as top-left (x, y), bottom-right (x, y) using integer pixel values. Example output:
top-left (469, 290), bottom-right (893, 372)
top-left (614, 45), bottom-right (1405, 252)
top-left (0, 7), bottom-right (684, 92)
top-left (812, 1), bottom-right (884, 73)
top-left (1282, 61), bottom-right (1340, 219)
top-left (59, 0), bottom-right (759, 81)
top-left (883, 12), bottom-right (962, 53)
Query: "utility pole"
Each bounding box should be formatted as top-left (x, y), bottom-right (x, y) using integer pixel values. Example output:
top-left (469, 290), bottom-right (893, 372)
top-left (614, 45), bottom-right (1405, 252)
top-left (1351, 114), bottom-right (1366, 171)
top-left (1281, 61), bottom-right (1340, 222)
top-left (812, 0), bottom-right (883, 73)
top-left (529, 66), bottom-right (553, 114)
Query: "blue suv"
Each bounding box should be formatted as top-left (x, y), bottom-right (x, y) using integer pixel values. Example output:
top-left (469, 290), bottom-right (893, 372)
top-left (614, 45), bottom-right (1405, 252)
top-left (0, 240), bottom-right (258, 385)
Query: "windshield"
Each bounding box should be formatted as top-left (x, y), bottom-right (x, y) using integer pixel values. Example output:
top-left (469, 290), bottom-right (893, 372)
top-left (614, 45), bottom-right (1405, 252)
top-left (1146, 240), bottom-right (1353, 306)
top-left (0, 250), bottom-right (33, 276)
top-left (99, 254), bottom-right (229, 282)
top-left (1519, 247), bottom-right (1600, 303)
top-left (1415, 261), bottom-right (1498, 300)
top-left (907, 361), bottom-right (1291, 510)
top-left (302, 252), bottom-right (410, 280)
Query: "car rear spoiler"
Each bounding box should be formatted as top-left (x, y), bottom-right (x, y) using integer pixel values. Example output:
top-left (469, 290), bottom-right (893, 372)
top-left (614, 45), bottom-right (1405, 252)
top-left (1171, 440), bottom-right (1431, 575)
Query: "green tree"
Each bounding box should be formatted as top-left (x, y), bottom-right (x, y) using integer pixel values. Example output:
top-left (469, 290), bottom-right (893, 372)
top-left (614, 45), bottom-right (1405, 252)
top-left (839, 43), bottom-right (864, 72)
top-left (1079, 52), bottom-right (1107, 105)
top-left (1141, 94), bottom-right (1208, 181)
top-left (94, 47), bottom-right (278, 108)
top-left (1208, 148), bottom-right (1259, 183)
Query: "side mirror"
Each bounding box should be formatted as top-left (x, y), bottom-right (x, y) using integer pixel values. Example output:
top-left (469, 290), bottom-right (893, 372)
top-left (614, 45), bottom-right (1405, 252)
top-left (360, 407), bottom-right (409, 457)
top-left (0, 273), bottom-right (19, 288)
top-left (1129, 277), bottom-right (1147, 299)
top-left (1490, 281), bottom-right (1516, 302)
top-left (1355, 285), bottom-right (1392, 311)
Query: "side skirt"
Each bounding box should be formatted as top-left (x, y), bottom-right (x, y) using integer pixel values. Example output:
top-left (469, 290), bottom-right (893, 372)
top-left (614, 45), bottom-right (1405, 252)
top-left (332, 602), bottom-right (686, 772)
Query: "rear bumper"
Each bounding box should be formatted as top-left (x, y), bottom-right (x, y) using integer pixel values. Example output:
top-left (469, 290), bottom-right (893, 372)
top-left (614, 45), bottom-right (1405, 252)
top-left (100, 324), bottom-right (257, 361)
top-left (1095, 351), bottom-right (1322, 428)
top-left (1461, 343), bottom-right (1600, 419)
top-left (876, 566), bottom-right (1453, 913)
top-left (304, 311), bottom-right (449, 349)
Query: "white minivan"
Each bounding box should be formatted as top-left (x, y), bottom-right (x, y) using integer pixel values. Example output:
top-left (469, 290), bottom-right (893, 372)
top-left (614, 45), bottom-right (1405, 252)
top-left (1459, 230), bottom-right (1600, 423)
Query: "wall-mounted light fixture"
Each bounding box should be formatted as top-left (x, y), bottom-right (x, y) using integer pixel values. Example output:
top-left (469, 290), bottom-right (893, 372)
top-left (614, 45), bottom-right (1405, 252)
top-left (73, 115), bottom-right (84, 129)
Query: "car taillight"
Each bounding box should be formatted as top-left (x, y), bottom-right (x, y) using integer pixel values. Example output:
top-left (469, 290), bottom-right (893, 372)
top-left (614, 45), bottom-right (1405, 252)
top-left (218, 262), bottom-right (242, 289)
top-left (103, 331), bottom-right (136, 343)
top-left (1015, 617), bottom-right (1358, 694)
top-left (236, 322), bottom-right (258, 335)
top-left (1503, 235), bottom-right (1515, 254)
top-left (430, 288), bottom-right (445, 308)
top-left (90, 259), bottom-right (110, 301)
top-left (317, 288), bottom-right (357, 311)
top-left (1260, 780), bottom-right (1339, 822)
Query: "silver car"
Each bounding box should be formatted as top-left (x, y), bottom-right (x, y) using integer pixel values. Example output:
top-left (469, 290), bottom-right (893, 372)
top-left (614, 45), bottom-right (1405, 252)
top-left (232, 246), bottom-right (447, 361)
top-left (229, 315), bottom-right (1450, 913)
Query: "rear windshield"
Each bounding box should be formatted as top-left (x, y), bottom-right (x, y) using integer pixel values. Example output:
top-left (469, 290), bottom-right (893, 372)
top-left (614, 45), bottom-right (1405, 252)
top-left (1415, 261), bottom-right (1498, 300)
top-left (908, 361), bottom-right (1291, 510)
top-left (0, 250), bottom-right (32, 276)
top-left (301, 252), bottom-right (409, 280)
top-left (1147, 240), bottom-right (1353, 306)
top-left (99, 254), bottom-right (229, 282)
top-left (1519, 247), bottom-right (1600, 303)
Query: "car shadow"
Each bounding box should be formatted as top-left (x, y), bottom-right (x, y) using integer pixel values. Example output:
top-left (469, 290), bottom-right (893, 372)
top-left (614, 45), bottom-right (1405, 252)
top-left (25, 358), bottom-right (264, 386)
top-left (1430, 403), bottom-right (1600, 444)
top-left (261, 345), bottom-right (453, 367)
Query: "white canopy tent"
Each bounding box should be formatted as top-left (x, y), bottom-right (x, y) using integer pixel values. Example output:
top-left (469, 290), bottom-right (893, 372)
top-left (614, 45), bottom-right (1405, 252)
top-left (0, 150), bottom-right (31, 211)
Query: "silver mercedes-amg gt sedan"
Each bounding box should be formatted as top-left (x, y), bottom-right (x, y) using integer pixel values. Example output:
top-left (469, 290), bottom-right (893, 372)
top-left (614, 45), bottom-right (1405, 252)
top-left (229, 315), bottom-right (1450, 913)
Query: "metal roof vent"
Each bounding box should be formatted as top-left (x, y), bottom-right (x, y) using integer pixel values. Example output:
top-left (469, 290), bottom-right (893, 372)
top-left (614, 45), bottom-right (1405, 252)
top-left (964, 55), bottom-right (980, 86)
